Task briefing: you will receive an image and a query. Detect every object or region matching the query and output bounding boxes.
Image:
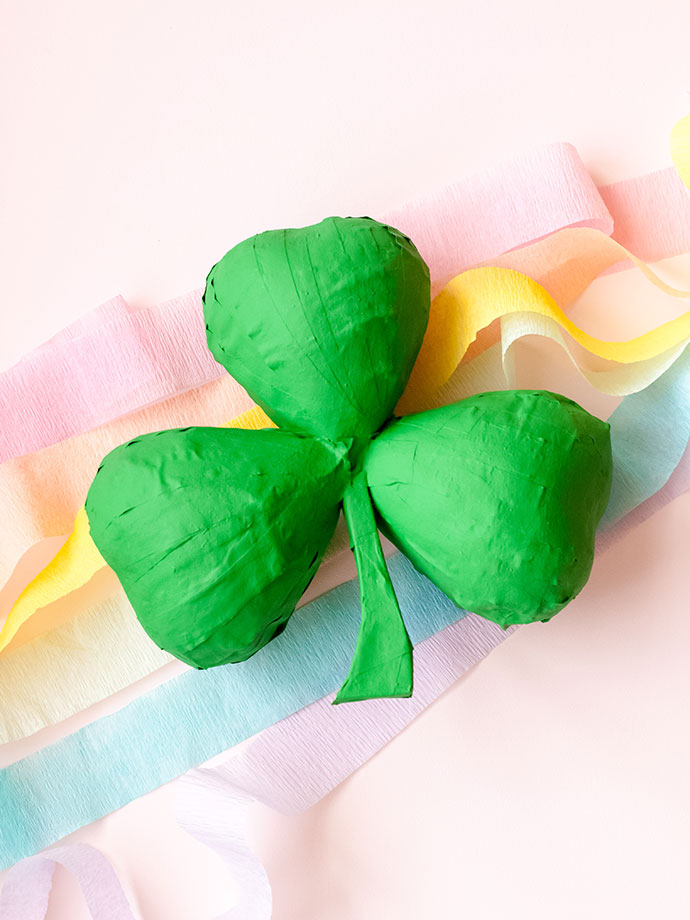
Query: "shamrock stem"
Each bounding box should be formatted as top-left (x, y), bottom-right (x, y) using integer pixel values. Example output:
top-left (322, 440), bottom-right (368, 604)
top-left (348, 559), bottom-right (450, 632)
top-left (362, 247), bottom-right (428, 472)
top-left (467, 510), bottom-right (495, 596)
top-left (334, 469), bottom-right (413, 704)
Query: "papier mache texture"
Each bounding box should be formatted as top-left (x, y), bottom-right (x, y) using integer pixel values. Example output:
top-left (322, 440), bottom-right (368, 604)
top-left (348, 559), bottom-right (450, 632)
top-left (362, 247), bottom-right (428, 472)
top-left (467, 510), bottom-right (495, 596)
top-left (85, 216), bottom-right (613, 703)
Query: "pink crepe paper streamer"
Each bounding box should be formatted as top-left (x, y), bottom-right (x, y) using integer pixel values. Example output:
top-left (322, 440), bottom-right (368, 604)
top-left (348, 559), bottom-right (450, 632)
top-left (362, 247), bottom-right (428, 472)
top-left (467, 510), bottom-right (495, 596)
top-left (0, 844), bottom-right (137, 920)
top-left (0, 142), bottom-right (625, 464)
top-left (384, 142), bottom-right (612, 293)
top-left (0, 289), bottom-right (221, 463)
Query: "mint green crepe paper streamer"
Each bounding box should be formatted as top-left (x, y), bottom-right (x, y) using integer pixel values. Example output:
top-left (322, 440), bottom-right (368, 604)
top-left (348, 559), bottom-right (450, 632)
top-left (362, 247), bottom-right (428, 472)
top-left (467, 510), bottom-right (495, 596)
top-left (1, 350), bottom-right (689, 870)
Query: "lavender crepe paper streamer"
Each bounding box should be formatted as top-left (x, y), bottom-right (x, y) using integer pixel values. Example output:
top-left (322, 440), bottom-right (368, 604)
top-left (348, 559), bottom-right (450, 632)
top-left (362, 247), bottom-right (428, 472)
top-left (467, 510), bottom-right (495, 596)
top-left (176, 614), bottom-right (510, 920)
top-left (175, 779), bottom-right (272, 920)
top-left (0, 844), bottom-right (137, 920)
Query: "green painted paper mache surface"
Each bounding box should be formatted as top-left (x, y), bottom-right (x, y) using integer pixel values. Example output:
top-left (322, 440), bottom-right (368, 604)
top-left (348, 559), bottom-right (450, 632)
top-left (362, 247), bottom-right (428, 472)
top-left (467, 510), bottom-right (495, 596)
top-left (86, 216), bottom-right (613, 704)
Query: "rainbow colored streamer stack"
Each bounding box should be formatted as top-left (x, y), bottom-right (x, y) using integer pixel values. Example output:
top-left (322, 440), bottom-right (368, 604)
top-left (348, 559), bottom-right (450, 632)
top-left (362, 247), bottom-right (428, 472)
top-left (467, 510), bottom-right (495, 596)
top-left (1, 117), bottom-right (690, 919)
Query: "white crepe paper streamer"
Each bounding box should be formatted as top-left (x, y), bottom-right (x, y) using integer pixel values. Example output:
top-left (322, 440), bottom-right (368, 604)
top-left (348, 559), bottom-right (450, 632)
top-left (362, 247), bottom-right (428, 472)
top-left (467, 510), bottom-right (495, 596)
top-left (0, 843), bottom-right (137, 920)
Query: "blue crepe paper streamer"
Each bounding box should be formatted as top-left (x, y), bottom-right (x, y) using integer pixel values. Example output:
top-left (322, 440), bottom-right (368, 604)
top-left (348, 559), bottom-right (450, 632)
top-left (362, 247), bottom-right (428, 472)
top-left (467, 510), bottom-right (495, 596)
top-left (603, 345), bottom-right (690, 526)
top-left (1, 346), bottom-right (689, 869)
top-left (0, 555), bottom-right (467, 867)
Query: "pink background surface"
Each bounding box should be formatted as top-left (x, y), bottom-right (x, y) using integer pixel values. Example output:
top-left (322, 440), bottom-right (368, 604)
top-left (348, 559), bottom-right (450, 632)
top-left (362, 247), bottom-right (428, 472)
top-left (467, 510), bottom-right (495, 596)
top-left (2, 2), bottom-right (690, 917)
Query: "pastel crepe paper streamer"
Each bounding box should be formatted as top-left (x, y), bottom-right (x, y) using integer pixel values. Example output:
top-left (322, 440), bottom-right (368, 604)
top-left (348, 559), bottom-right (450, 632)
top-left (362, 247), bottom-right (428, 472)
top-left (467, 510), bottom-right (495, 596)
top-left (600, 344), bottom-right (690, 527)
top-left (175, 775), bottom-right (272, 920)
top-left (399, 264), bottom-right (690, 414)
top-left (0, 844), bottom-right (136, 920)
top-left (0, 289), bottom-right (225, 463)
top-left (0, 349), bottom-right (687, 871)
top-left (671, 114), bottom-right (690, 192)
top-left (5, 145), bottom-right (690, 466)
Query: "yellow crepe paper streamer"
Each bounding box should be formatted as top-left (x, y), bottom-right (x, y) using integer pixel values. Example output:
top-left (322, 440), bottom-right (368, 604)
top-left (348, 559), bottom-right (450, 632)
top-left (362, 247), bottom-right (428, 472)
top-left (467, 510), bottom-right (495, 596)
top-left (671, 114), bottom-right (690, 191)
top-left (0, 407), bottom-right (275, 653)
top-left (399, 227), bottom-right (690, 414)
top-left (3, 240), bottom-right (690, 654)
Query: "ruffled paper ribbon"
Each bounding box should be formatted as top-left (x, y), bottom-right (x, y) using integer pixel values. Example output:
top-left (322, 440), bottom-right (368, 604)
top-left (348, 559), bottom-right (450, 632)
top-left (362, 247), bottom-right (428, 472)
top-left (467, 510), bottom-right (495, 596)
top-left (0, 844), bottom-right (136, 920)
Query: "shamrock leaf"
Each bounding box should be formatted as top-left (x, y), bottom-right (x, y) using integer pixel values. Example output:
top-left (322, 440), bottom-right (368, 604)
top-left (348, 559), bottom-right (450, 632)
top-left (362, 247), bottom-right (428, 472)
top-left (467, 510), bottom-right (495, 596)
top-left (203, 217), bottom-right (430, 447)
top-left (86, 217), bottom-right (613, 705)
top-left (86, 427), bottom-right (350, 668)
top-left (365, 391), bottom-right (612, 626)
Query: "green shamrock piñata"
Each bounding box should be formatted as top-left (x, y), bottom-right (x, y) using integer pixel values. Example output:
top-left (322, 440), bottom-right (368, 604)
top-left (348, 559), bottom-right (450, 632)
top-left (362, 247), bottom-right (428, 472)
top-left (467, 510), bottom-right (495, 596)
top-left (86, 217), bottom-right (613, 703)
